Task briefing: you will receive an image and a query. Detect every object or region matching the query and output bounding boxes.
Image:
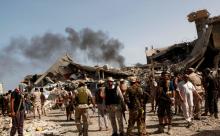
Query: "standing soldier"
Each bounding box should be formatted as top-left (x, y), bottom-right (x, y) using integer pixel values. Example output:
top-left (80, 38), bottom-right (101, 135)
top-left (75, 81), bottom-right (95, 136)
top-left (204, 68), bottom-right (219, 118)
top-left (187, 68), bottom-right (203, 120)
top-left (156, 71), bottom-right (175, 135)
top-left (32, 88), bottom-right (42, 119)
top-left (148, 76), bottom-right (158, 112)
top-left (40, 88), bottom-right (46, 116)
top-left (125, 77), bottom-right (148, 136)
top-left (105, 77), bottom-right (125, 136)
top-left (95, 80), bottom-right (109, 131)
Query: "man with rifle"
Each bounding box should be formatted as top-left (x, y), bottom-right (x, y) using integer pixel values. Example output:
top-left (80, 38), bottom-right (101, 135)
top-left (10, 88), bottom-right (25, 136)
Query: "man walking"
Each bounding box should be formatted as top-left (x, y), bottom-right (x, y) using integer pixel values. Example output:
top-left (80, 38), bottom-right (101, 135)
top-left (187, 68), bottom-right (204, 120)
top-left (75, 81), bottom-right (95, 136)
top-left (105, 77), bottom-right (125, 136)
top-left (176, 74), bottom-right (202, 127)
top-left (95, 80), bottom-right (109, 131)
top-left (10, 88), bottom-right (25, 136)
top-left (125, 77), bottom-right (148, 136)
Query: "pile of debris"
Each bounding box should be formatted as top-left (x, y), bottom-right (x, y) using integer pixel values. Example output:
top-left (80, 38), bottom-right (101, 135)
top-left (24, 119), bottom-right (62, 136)
top-left (0, 116), bottom-right (12, 136)
top-left (0, 116), bottom-right (62, 136)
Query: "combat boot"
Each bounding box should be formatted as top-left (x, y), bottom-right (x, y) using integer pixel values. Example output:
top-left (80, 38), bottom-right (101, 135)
top-left (157, 124), bottom-right (164, 133)
top-left (167, 125), bottom-right (172, 135)
top-left (201, 112), bottom-right (208, 116)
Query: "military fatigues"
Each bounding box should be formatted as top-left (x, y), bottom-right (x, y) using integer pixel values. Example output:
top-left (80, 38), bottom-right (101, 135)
top-left (125, 83), bottom-right (147, 136)
top-left (188, 72), bottom-right (204, 119)
top-left (75, 86), bottom-right (93, 136)
top-left (32, 91), bottom-right (42, 119)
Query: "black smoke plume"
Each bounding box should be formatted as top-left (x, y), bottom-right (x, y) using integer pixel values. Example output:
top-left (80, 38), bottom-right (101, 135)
top-left (0, 27), bottom-right (125, 89)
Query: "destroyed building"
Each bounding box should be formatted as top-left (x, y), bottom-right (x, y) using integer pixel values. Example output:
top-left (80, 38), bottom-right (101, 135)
top-left (146, 9), bottom-right (220, 72)
top-left (25, 54), bottom-right (132, 87)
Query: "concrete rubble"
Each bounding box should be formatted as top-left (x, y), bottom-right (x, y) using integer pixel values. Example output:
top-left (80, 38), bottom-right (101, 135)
top-left (0, 116), bottom-right (63, 136)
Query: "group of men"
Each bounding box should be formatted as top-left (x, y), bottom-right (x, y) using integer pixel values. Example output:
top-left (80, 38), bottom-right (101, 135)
top-left (0, 86), bottom-right (47, 136)
top-left (1, 66), bottom-right (219, 136)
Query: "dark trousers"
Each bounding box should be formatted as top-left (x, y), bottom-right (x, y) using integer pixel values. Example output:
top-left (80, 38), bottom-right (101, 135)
top-left (10, 110), bottom-right (24, 136)
top-left (208, 95), bottom-right (218, 114)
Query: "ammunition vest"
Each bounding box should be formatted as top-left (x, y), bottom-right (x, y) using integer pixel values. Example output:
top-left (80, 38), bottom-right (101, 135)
top-left (76, 87), bottom-right (88, 104)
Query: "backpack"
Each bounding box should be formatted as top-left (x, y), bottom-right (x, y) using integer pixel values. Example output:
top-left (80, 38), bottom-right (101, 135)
top-left (76, 87), bottom-right (88, 104)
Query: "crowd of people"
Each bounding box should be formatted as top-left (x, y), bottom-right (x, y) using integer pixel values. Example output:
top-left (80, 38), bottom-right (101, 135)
top-left (0, 67), bottom-right (219, 136)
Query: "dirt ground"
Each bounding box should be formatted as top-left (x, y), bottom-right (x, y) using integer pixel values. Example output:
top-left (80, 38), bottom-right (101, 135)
top-left (41, 103), bottom-right (220, 136)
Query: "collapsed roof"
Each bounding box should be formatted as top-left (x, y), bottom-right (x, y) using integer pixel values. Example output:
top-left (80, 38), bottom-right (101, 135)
top-left (146, 9), bottom-right (220, 72)
top-left (33, 54), bottom-right (132, 86)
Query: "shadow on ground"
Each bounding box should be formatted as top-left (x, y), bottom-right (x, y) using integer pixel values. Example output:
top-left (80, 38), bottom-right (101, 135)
top-left (191, 129), bottom-right (220, 136)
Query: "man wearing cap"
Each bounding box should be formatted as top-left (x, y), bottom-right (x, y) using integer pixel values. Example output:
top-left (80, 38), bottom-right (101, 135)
top-left (204, 68), bottom-right (219, 118)
top-left (125, 77), bottom-right (147, 136)
top-left (155, 71), bottom-right (175, 135)
top-left (119, 79), bottom-right (127, 96)
top-left (75, 81), bottom-right (95, 136)
top-left (105, 77), bottom-right (125, 136)
top-left (176, 74), bottom-right (202, 127)
top-left (187, 68), bottom-right (204, 120)
top-left (95, 80), bottom-right (109, 131)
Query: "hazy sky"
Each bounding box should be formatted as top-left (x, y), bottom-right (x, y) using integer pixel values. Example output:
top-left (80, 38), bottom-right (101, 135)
top-left (1, 0), bottom-right (220, 90)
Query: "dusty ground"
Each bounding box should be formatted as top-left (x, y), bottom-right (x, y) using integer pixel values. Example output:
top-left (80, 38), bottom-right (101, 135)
top-left (1, 103), bottom-right (220, 136)
top-left (43, 103), bottom-right (220, 136)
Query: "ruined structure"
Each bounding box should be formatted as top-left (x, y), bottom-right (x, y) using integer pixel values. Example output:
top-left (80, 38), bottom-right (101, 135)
top-left (146, 9), bottom-right (220, 72)
top-left (29, 54), bottom-right (132, 87)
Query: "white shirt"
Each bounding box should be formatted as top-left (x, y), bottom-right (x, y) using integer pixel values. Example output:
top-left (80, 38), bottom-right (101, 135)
top-left (177, 81), bottom-right (196, 94)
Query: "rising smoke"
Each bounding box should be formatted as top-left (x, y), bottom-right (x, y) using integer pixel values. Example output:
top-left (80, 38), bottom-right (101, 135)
top-left (0, 27), bottom-right (125, 89)
top-left (2, 27), bottom-right (125, 66)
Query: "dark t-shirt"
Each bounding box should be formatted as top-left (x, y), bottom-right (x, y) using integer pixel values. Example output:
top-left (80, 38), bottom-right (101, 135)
top-left (11, 90), bottom-right (24, 112)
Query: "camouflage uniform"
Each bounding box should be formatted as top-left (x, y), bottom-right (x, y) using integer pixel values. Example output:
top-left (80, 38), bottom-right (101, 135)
top-left (188, 72), bottom-right (203, 119)
top-left (32, 90), bottom-right (42, 119)
top-left (125, 81), bottom-right (147, 136)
